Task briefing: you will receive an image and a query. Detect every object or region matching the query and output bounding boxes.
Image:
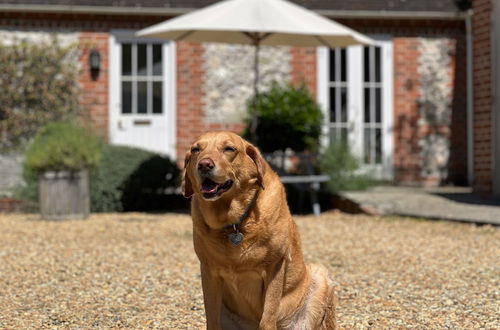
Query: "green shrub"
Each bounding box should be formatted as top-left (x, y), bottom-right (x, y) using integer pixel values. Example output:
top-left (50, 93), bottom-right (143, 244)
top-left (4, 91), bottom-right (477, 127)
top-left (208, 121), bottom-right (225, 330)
top-left (0, 37), bottom-right (80, 151)
top-left (24, 122), bottom-right (101, 173)
top-left (244, 82), bottom-right (323, 152)
top-left (15, 164), bottom-right (39, 212)
top-left (319, 142), bottom-right (375, 193)
top-left (90, 145), bottom-right (180, 212)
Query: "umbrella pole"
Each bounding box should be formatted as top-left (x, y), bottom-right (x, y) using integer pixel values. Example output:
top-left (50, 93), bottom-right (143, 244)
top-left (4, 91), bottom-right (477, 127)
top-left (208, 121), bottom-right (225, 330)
top-left (250, 40), bottom-right (260, 144)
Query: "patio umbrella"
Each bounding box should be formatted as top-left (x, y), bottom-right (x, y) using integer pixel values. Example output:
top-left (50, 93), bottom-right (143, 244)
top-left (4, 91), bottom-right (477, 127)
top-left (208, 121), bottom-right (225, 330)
top-left (137, 0), bottom-right (373, 141)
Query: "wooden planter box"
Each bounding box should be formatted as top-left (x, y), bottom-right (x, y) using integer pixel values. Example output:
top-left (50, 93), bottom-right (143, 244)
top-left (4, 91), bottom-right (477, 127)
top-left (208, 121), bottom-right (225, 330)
top-left (39, 169), bottom-right (90, 220)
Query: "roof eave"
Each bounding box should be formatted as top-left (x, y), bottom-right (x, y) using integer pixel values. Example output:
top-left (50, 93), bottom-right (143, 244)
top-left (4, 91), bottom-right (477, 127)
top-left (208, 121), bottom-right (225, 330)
top-left (318, 9), bottom-right (467, 20)
top-left (0, 4), bottom-right (467, 20)
top-left (0, 4), bottom-right (191, 16)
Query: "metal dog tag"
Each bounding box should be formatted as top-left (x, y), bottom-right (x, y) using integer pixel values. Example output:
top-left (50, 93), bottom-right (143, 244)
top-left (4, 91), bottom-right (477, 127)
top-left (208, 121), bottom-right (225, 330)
top-left (228, 231), bottom-right (244, 245)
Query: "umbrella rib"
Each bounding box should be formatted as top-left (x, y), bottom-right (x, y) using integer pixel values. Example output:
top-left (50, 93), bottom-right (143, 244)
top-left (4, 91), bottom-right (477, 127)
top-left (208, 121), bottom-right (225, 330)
top-left (243, 32), bottom-right (273, 45)
top-left (175, 30), bottom-right (195, 41)
top-left (313, 35), bottom-right (332, 48)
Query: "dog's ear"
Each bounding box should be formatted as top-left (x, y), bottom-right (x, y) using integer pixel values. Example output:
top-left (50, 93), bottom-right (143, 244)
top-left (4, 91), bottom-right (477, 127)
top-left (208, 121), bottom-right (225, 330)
top-left (182, 150), bottom-right (194, 198)
top-left (245, 143), bottom-right (266, 190)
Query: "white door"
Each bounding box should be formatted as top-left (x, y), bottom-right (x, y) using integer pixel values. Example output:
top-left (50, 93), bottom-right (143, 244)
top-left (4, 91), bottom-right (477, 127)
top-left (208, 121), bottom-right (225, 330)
top-left (109, 31), bottom-right (176, 158)
top-left (318, 37), bottom-right (394, 180)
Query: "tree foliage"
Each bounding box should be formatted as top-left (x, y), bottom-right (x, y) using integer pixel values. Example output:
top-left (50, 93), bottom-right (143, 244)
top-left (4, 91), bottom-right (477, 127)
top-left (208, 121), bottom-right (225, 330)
top-left (0, 37), bottom-right (80, 151)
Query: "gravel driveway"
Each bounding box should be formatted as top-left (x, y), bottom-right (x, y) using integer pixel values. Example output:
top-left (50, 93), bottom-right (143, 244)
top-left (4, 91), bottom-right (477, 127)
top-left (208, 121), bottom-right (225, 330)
top-left (0, 212), bottom-right (498, 329)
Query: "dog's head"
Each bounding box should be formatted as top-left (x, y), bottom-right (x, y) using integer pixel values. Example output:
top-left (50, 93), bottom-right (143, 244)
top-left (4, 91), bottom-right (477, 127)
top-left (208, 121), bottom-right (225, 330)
top-left (182, 131), bottom-right (266, 201)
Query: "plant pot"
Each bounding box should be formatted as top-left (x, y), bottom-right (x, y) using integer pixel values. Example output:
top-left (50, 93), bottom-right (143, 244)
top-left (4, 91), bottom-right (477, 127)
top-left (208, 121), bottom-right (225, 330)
top-left (39, 169), bottom-right (90, 220)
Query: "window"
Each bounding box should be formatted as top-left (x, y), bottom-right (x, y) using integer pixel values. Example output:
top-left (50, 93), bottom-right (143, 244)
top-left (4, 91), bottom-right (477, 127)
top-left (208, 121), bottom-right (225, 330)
top-left (120, 43), bottom-right (163, 115)
top-left (318, 38), bottom-right (393, 179)
top-left (363, 46), bottom-right (383, 164)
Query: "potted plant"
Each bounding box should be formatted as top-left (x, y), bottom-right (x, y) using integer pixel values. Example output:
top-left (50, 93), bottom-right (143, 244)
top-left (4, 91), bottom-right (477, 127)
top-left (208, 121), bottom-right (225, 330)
top-left (24, 122), bottom-right (101, 220)
top-left (244, 81), bottom-right (323, 153)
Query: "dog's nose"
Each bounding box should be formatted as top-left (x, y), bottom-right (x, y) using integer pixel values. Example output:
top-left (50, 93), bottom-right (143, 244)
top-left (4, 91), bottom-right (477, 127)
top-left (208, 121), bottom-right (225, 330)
top-left (198, 158), bottom-right (215, 173)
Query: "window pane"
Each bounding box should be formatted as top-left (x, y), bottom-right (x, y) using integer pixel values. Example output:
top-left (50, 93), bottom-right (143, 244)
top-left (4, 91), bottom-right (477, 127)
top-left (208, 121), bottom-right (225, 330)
top-left (121, 81), bottom-right (132, 114)
top-left (137, 81), bottom-right (148, 113)
top-left (152, 82), bottom-right (162, 114)
top-left (375, 128), bottom-right (382, 164)
top-left (329, 127), bottom-right (338, 144)
top-left (364, 128), bottom-right (372, 163)
top-left (152, 45), bottom-right (162, 76)
top-left (364, 87), bottom-right (370, 123)
top-left (137, 44), bottom-right (148, 76)
top-left (363, 47), bottom-right (370, 82)
top-left (329, 49), bottom-right (336, 82)
top-left (329, 87), bottom-right (336, 123)
top-left (122, 44), bottom-right (132, 76)
top-left (341, 127), bottom-right (348, 145)
top-left (375, 88), bottom-right (382, 123)
top-left (341, 87), bottom-right (347, 123)
top-left (375, 47), bottom-right (381, 83)
top-left (340, 48), bottom-right (347, 82)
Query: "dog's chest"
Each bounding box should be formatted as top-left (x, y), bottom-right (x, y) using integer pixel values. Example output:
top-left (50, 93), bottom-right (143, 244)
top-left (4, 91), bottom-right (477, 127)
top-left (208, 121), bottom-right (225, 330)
top-left (219, 267), bottom-right (265, 320)
top-left (206, 229), bottom-right (270, 268)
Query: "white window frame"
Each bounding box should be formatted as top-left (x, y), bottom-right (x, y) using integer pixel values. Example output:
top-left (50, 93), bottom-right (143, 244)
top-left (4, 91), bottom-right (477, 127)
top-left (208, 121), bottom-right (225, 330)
top-left (317, 35), bottom-right (393, 180)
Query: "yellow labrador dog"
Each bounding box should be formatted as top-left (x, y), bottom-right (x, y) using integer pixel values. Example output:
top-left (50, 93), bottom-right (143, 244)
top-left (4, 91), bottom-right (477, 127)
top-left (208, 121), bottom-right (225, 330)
top-left (183, 131), bottom-right (336, 329)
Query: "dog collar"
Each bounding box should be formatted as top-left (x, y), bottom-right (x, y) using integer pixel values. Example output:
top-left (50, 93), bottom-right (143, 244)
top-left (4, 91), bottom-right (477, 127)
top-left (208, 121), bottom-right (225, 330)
top-left (224, 189), bottom-right (259, 246)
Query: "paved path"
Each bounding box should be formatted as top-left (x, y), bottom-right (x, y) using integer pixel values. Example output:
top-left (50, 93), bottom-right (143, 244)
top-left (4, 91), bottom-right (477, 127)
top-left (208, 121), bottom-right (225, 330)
top-left (340, 186), bottom-right (500, 225)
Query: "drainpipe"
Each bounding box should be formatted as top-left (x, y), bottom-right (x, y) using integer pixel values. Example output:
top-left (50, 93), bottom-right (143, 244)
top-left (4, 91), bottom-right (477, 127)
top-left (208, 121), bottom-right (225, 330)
top-left (465, 9), bottom-right (474, 186)
top-left (493, 0), bottom-right (500, 196)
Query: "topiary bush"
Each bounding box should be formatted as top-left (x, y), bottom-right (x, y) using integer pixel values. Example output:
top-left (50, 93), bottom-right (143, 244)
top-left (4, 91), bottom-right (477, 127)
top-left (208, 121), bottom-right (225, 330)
top-left (244, 82), bottom-right (323, 152)
top-left (0, 37), bottom-right (80, 151)
top-left (90, 145), bottom-right (180, 212)
top-left (319, 142), bottom-right (375, 193)
top-left (24, 122), bottom-right (101, 173)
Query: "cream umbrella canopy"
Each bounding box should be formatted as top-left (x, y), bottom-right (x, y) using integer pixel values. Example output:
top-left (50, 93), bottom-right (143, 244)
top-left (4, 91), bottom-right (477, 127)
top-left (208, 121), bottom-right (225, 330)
top-left (137, 0), bottom-right (373, 141)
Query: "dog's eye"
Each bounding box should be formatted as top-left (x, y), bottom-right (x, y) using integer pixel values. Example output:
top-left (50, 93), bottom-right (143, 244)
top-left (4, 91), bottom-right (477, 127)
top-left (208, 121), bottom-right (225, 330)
top-left (224, 146), bottom-right (236, 152)
top-left (191, 147), bottom-right (200, 153)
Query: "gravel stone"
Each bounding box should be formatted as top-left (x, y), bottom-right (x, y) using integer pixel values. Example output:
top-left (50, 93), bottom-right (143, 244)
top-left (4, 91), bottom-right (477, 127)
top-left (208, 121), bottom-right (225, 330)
top-left (0, 212), bottom-right (498, 329)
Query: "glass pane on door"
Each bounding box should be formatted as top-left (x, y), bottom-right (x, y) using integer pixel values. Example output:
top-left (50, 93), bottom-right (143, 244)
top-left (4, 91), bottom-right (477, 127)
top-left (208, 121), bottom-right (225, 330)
top-left (120, 43), bottom-right (163, 115)
top-left (362, 46), bottom-right (383, 165)
top-left (328, 48), bottom-right (348, 145)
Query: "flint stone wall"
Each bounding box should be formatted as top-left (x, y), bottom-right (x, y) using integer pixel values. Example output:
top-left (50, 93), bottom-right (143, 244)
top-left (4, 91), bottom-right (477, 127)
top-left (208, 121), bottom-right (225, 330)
top-left (203, 43), bottom-right (292, 123)
top-left (0, 154), bottom-right (23, 197)
top-left (418, 38), bottom-right (453, 182)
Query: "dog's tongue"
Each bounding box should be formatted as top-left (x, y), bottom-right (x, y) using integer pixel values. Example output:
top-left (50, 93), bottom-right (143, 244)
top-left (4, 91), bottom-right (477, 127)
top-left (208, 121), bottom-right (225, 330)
top-left (201, 179), bottom-right (219, 193)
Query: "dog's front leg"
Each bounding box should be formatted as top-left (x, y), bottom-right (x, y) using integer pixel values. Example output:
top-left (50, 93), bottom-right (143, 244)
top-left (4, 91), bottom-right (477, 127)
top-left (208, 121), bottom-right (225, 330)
top-left (200, 264), bottom-right (223, 330)
top-left (259, 258), bottom-right (286, 330)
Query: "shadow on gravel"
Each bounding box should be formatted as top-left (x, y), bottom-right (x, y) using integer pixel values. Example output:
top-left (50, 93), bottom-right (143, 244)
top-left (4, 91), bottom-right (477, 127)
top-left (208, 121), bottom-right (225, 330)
top-left (431, 192), bottom-right (500, 207)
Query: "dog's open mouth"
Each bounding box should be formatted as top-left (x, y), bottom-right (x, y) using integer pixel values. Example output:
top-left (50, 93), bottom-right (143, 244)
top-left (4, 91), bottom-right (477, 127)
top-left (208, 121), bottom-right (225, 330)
top-left (201, 178), bottom-right (233, 199)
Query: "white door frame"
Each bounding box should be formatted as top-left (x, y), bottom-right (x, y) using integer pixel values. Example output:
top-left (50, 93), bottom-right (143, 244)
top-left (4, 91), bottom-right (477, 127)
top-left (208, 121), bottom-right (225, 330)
top-left (317, 35), bottom-right (394, 180)
top-left (108, 30), bottom-right (177, 159)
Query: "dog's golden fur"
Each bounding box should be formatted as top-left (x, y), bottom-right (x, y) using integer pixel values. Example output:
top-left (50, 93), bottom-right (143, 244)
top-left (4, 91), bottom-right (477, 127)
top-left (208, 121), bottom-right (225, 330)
top-left (183, 131), bottom-right (336, 330)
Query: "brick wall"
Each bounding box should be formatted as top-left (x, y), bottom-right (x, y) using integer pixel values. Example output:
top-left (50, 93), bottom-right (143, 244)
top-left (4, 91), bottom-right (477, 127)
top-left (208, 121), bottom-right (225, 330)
top-left (175, 42), bottom-right (246, 164)
top-left (290, 47), bottom-right (317, 96)
top-left (346, 19), bottom-right (467, 186)
top-left (393, 38), bottom-right (423, 184)
top-left (472, 0), bottom-right (493, 193)
top-left (79, 32), bottom-right (109, 139)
